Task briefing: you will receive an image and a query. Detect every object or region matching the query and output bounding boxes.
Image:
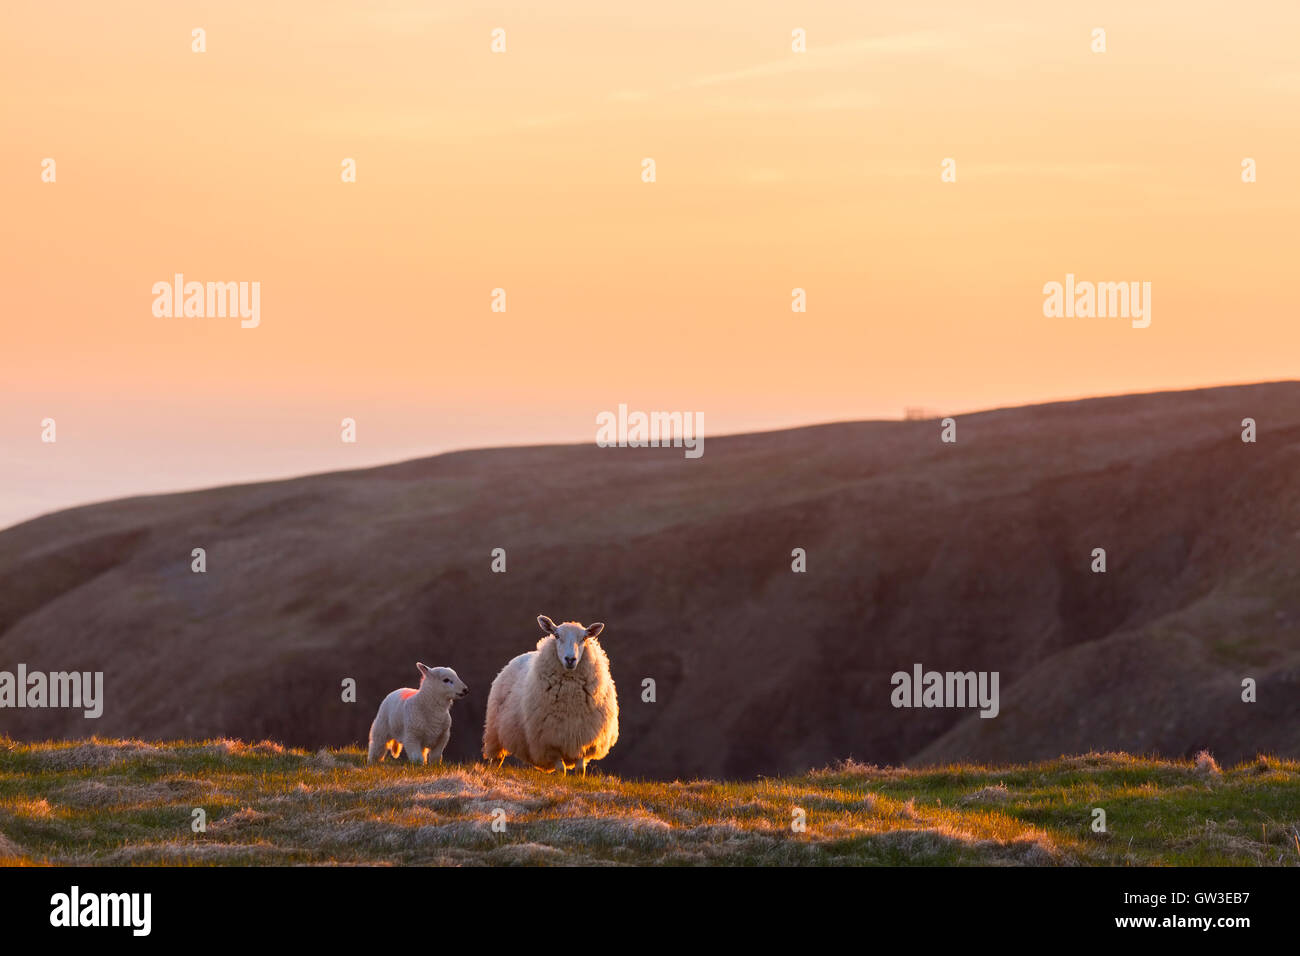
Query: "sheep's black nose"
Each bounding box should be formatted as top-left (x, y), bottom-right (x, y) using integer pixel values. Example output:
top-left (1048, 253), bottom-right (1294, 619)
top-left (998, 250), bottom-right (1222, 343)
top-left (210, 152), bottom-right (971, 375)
top-left (564, 657), bottom-right (576, 667)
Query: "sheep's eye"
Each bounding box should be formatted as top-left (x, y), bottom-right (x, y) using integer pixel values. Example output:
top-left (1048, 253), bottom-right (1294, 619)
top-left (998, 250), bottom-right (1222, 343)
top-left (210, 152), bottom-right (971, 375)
top-left (443, 678), bottom-right (451, 683)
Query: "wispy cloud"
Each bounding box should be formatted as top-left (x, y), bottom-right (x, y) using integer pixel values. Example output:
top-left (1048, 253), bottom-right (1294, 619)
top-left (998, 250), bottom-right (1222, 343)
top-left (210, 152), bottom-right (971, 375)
top-left (687, 31), bottom-right (958, 88)
top-left (704, 90), bottom-right (880, 115)
top-left (1259, 72), bottom-right (1300, 93)
top-left (875, 162), bottom-right (1139, 180)
top-left (349, 5), bottom-right (466, 29)
top-left (516, 112), bottom-right (580, 129)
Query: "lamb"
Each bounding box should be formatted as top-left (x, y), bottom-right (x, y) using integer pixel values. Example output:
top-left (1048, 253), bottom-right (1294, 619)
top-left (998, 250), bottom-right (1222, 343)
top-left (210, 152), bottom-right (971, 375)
top-left (482, 615), bottom-right (618, 775)
top-left (368, 663), bottom-right (468, 765)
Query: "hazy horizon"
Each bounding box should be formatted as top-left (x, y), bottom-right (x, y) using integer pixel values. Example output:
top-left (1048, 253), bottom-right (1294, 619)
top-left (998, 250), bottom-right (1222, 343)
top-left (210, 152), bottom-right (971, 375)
top-left (3, 377), bottom-right (1291, 531)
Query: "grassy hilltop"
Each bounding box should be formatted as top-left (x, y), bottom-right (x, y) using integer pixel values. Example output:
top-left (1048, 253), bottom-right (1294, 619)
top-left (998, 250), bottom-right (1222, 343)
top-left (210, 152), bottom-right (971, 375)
top-left (1, 738), bottom-right (1298, 866)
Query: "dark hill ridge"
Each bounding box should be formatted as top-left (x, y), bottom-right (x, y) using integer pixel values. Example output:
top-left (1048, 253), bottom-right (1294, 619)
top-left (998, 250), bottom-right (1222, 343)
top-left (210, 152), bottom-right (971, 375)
top-left (2, 382), bottom-right (1299, 777)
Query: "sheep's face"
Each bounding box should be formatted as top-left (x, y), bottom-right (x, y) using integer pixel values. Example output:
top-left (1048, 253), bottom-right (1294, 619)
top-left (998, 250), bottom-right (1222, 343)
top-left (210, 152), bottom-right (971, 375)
top-left (538, 615), bottom-right (605, 671)
top-left (416, 663), bottom-right (469, 700)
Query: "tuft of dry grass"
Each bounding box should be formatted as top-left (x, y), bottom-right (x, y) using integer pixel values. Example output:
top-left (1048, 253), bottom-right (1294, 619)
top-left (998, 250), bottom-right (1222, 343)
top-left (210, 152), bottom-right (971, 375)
top-left (960, 784), bottom-right (1013, 805)
top-left (1195, 750), bottom-right (1223, 777)
top-left (0, 830), bottom-right (25, 861)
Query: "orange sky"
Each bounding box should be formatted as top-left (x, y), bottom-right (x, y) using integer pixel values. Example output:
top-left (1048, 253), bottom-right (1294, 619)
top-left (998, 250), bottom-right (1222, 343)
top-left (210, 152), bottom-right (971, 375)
top-left (3, 1), bottom-right (1299, 528)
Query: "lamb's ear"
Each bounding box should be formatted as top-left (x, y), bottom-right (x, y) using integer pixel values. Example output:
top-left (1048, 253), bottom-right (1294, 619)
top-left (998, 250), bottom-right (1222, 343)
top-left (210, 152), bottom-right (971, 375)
top-left (416, 662), bottom-right (430, 677)
top-left (585, 622), bottom-right (605, 639)
top-left (537, 615), bottom-right (557, 634)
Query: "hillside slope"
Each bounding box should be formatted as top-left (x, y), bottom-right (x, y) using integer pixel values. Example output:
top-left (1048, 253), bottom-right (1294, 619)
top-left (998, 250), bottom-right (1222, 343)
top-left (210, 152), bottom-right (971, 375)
top-left (2, 383), bottom-right (1299, 776)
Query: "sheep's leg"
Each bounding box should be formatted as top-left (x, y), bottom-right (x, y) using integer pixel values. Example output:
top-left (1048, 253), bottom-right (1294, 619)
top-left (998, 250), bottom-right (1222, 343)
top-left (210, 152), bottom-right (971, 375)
top-left (554, 757), bottom-right (567, 775)
top-left (482, 725), bottom-right (502, 764)
top-left (404, 740), bottom-right (427, 765)
top-left (387, 740), bottom-right (403, 760)
top-left (577, 758), bottom-right (588, 777)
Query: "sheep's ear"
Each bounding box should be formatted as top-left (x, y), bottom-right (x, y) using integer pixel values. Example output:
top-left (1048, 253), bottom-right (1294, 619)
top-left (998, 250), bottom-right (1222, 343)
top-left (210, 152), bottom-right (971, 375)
top-left (585, 622), bottom-right (605, 639)
top-left (416, 662), bottom-right (429, 677)
top-left (537, 615), bottom-right (557, 634)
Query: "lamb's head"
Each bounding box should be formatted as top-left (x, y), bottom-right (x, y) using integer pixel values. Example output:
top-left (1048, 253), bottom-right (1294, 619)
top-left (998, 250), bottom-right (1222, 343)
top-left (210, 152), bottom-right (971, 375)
top-left (416, 663), bottom-right (469, 702)
top-left (537, 615), bottom-right (605, 671)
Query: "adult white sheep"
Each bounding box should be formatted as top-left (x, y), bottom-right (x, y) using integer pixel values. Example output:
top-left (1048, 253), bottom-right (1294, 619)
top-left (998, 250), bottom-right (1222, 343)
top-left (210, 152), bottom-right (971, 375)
top-left (482, 615), bottom-right (618, 775)
top-left (368, 663), bottom-right (468, 765)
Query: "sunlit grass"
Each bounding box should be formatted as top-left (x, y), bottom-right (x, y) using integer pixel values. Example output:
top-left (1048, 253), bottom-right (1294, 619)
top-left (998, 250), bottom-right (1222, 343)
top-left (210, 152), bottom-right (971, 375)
top-left (1, 738), bottom-right (1296, 866)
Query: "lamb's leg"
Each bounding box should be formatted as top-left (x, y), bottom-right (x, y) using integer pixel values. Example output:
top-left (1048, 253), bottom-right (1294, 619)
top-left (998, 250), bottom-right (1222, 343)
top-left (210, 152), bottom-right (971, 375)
top-left (429, 729), bottom-right (449, 766)
top-left (554, 757), bottom-right (567, 775)
top-left (576, 758), bottom-right (588, 777)
top-left (387, 740), bottom-right (403, 760)
top-left (404, 740), bottom-right (426, 765)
